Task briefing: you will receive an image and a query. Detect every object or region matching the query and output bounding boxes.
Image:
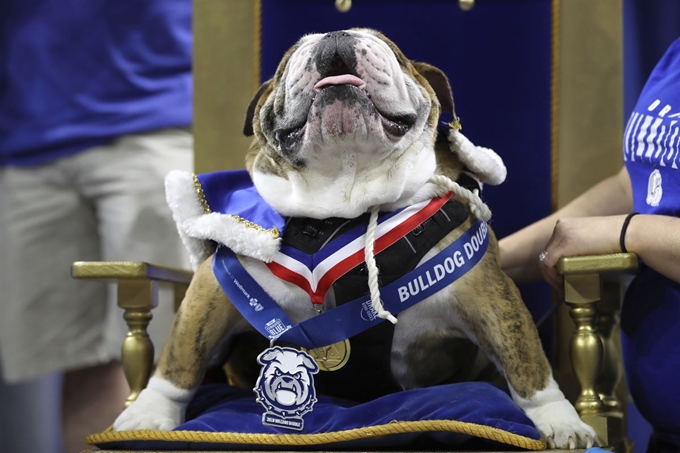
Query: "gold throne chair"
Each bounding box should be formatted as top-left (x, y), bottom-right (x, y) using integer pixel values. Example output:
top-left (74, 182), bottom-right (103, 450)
top-left (72, 0), bottom-right (633, 451)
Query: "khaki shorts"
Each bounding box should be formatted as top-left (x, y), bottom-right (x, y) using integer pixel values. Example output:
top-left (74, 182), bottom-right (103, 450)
top-left (0, 128), bottom-right (193, 383)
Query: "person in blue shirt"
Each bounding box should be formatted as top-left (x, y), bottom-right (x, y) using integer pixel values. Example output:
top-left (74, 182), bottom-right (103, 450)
top-left (500, 37), bottom-right (680, 453)
top-left (0, 1), bottom-right (192, 451)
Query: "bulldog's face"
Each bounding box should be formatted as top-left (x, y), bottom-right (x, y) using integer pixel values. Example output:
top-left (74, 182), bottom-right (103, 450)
top-left (257, 349), bottom-right (318, 414)
top-left (245, 29), bottom-right (455, 219)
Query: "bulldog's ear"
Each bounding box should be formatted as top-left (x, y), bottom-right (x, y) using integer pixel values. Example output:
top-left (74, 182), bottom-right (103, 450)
top-left (259, 349), bottom-right (279, 364)
top-left (412, 62), bottom-right (455, 117)
top-left (243, 79), bottom-right (273, 137)
top-left (301, 354), bottom-right (319, 372)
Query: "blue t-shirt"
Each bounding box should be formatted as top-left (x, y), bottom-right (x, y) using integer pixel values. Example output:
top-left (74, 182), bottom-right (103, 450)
top-left (0, 0), bottom-right (192, 166)
top-left (622, 37), bottom-right (680, 443)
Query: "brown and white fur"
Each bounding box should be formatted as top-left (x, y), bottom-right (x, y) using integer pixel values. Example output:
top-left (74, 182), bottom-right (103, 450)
top-left (114, 29), bottom-right (597, 449)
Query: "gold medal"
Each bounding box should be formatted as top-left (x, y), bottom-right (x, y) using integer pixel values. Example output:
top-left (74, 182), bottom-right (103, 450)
top-left (303, 339), bottom-right (351, 372)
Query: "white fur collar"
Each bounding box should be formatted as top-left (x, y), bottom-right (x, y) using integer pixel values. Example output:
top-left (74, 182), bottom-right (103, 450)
top-left (164, 170), bottom-right (282, 270)
top-left (164, 128), bottom-right (498, 271)
top-left (164, 166), bottom-right (439, 271)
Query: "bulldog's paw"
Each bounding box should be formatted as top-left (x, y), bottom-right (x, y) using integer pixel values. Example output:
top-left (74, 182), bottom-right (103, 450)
top-left (510, 377), bottom-right (599, 449)
top-left (113, 388), bottom-right (184, 431)
top-left (113, 377), bottom-right (195, 431)
top-left (530, 399), bottom-right (599, 449)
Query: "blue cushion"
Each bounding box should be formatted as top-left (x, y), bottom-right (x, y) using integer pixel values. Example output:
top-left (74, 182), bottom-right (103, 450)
top-left (88, 382), bottom-right (546, 451)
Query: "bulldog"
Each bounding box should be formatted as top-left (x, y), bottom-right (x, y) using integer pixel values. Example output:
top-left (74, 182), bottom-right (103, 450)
top-left (113, 29), bottom-right (597, 449)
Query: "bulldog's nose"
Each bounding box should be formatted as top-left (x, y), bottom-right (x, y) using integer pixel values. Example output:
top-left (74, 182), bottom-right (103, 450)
top-left (314, 31), bottom-right (358, 77)
top-left (322, 31), bottom-right (351, 41)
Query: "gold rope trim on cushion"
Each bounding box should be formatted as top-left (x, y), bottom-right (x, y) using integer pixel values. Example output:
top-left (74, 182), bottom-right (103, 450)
top-left (86, 419), bottom-right (546, 450)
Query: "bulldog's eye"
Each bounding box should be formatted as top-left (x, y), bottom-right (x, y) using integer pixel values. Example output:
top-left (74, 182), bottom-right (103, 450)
top-left (274, 124), bottom-right (305, 154)
top-left (381, 112), bottom-right (417, 137)
top-left (275, 368), bottom-right (282, 377)
top-left (295, 372), bottom-right (302, 380)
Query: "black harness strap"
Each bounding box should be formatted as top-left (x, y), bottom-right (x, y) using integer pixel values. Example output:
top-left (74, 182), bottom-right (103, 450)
top-left (281, 198), bottom-right (470, 402)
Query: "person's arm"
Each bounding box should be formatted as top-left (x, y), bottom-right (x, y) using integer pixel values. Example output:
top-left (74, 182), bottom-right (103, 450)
top-left (539, 212), bottom-right (680, 290)
top-left (499, 166), bottom-right (633, 283)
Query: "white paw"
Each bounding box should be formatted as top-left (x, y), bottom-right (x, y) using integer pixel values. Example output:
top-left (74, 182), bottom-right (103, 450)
top-left (528, 399), bottom-right (599, 449)
top-left (113, 377), bottom-right (195, 431)
top-left (510, 377), bottom-right (599, 449)
top-left (113, 387), bottom-right (185, 431)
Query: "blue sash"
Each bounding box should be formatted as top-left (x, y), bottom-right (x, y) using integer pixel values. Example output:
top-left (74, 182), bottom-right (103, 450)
top-left (213, 220), bottom-right (489, 349)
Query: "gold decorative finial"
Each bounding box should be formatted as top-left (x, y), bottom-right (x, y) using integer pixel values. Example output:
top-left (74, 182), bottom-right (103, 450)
top-left (450, 117), bottom-right (463, 131)
top-left (335, 0), bottom-right (352, 13)
top-left (459, 0), bottom-right (475, 11)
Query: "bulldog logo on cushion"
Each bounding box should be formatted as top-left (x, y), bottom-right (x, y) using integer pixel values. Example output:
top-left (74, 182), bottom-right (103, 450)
top-left (113, 28), bottom-right (599, 449)
top-left (255, 347), bottom-right (319, 430)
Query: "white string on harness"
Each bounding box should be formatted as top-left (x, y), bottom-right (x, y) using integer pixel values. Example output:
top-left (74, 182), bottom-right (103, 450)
top-left (363, 174), bottom-right (492, 325)
top-left (428, 174), bottom-right (492, 223)
top-left (364, 206), bottom-right (398, 324)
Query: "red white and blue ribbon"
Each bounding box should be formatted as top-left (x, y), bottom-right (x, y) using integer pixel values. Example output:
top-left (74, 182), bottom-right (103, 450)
top-left (213, 219), bottom-right (489, 349)
top-left (266, 193), bottom-right (453, 305)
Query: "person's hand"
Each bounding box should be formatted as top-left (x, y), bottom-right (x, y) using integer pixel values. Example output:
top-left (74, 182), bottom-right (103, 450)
top-left (538, 215), bottom-right (627, 292)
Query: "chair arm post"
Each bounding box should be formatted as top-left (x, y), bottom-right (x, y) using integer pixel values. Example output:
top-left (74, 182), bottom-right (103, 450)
top-left (71, 261), bottom-right (193, 408)
top-left (117, 280), bottom-right (158, 408)
top-left (558, 253), bottom-right (638, 451)
top-left (563, 273), bottom-right (605, 415)
top-left (597, 281), bottom-right (625, 414)
top-left (173, 282), bottom-right (189, 312)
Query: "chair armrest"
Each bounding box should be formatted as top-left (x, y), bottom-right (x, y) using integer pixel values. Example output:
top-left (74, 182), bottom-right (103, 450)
top-left (71, 261), bottom-right (193, 407)
top-left (72, 261), bottom-right (193, 312)
top-left (72, 261), bottom-right (193, 284)
top-left (557, 253), bottom-right (638, 276)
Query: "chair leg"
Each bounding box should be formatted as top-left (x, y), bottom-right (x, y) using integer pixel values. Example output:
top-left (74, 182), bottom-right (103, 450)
top-left (118, 280), bottom-right (157, 408)
top-left (564, 273), bottom-right (604, 415)
top-left (565, 273), bottom-right (626, 450)
top-left (596, 281), bottom-right (624, 415)
top-left (173, 282), bottom-right (189, 312)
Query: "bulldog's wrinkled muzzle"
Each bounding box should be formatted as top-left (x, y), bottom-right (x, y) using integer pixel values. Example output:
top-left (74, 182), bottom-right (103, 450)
top-left (313, 31), bottom-right (359, 79)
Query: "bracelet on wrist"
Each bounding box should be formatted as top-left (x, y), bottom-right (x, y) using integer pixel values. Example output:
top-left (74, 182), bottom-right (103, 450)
top-left (619, 212), bottom-right (639, 253)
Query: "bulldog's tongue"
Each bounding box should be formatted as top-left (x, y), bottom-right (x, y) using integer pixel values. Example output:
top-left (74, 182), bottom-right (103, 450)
top-left (314, 74), bottom-right (365, 92)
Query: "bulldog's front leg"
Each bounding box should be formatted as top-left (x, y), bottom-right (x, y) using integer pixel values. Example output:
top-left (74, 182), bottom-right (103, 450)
top-left (451, 252), bottom-right (598, 449)
top-left (113, 255), bottom-right (242, 431)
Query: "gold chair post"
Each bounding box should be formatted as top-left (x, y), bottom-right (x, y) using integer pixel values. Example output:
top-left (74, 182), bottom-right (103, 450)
top-left (596, 281), bottom-right (624, 414)
top-left (173, 282), bottom-right (189, 312)
top-left (564, 273), bottom-right (605, 415)
top-left (72, 261), bottom-right (193, 408)
top-left (117, 280), bottom-right (158, 408)
top-left (558, 254), bottom-right (637, 450)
